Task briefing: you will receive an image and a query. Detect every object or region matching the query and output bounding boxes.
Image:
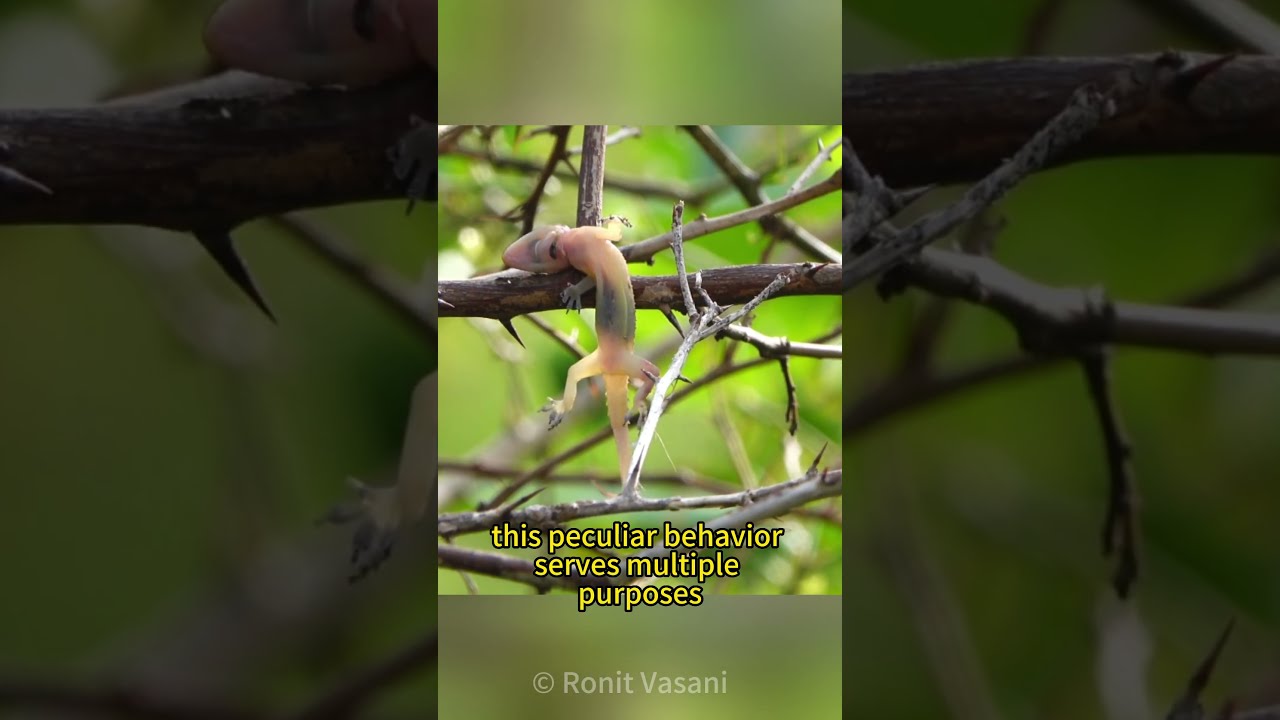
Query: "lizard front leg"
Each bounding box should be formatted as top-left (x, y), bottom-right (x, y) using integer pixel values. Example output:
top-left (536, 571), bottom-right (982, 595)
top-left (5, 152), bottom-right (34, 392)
top-left (205, 0), bottom-right (434, 205)
top-left (352, 0), bottom-right (435, 208)
top-left (390, 115), bottom-right (434, 209)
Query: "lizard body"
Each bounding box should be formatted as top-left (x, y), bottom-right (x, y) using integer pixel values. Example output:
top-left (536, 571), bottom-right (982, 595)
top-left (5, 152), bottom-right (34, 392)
top-left (204, 0), bottom-right (435, 86)
top-left (503, 225), bottom-right (659, 486)
top-left (203, 0), bottom-right (434, 204)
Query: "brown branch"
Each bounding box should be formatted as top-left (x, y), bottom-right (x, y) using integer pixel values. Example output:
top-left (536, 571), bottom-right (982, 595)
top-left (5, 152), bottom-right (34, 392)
top-left (0, 679), bottom-right (260, 720)
top-left (452, 145), bottom-right (698, 199)
top-left (846, 80), bottom-right (1117, 289)
top-left (290, 632), bottom-right (436, 720)
top-left (0, 71), bottom-right (430, 230)
top-left (510, 126), bottom-right (570, 236)
top-left (682, 125), bottom-right (841, 263)
top-left (715, 324), bottom-right (842, 359)
top-left (437, 460), bottom-right (843, 525)
top-left (844, 51), bottom-right (1280, 187)
top-left (442, 471), bottom-right (830, 538)
top-left (845, 354), bottom-right (1049, 437)
top-left (624, 169), bottom-right (840, 264)
top-left (449, 127), bottom-right (835, 204)
top-left (887, 249), bottom-right (1280, 356)
top-left (438, 262), bottom-right (839, 319)
top-left (1078, 347), bottom-right (1140, 598)
top-left (274, 214), bottom-right (435, 340)
top-left (847, 235), bottom-right (1280, 437)
top-left (576, 125), bottom-right (607, 227)
top-left (437, 544), bottom-right (615, 591)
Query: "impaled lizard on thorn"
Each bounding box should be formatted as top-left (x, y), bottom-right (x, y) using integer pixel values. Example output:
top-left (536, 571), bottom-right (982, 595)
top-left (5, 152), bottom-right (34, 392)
top-left (503, 222), bottom-right (660, 490)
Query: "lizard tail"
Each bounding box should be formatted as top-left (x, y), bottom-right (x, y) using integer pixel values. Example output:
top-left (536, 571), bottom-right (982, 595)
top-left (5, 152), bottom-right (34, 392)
top-left (604, 374), bottom-right (632, 486)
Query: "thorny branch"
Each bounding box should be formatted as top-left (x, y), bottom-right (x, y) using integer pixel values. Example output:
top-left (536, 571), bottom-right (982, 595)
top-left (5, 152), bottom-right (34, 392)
top-left (621, 202), bottom-right (798, 498)
top-left (887, 249), bottom-right (1280, 356)
top-left (439, 467), bottom-right (841, 590)
top-left (843, 52), bottom-right (1280, 187)
top-left (845, 80), bottom-right (1118, 290)
top-left (438, 177), bottom-right (840, 319)
top-left (842, 51), bottom-right (1280, 605)
top-left (440, 467), bottom-right (840, 539)
top-left (0, 72), bottom-right (429, 228)
top-left (845, 240), bottom-right (1280, 436)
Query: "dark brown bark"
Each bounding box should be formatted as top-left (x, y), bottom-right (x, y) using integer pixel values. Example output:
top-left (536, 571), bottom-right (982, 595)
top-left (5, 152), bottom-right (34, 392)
top-left (844, 53), bottom-right (1280, 186)
top-left (438, 262), bottom-right (839, 320)
top-left (0, 71), bottom-right (431, 231)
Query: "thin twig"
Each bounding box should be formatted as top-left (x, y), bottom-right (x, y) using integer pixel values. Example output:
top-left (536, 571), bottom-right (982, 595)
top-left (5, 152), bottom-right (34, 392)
top-left (841, 139), bottom-right (928, 259)
top-left (845, 238), bottom-right (1280, 436)
top-left (510, 126), bottom-right (570, 236)
top-left (889, 248), bottom-right (1280, 356)
top-left (623, 170), bottom-right (840, 264)
top-left (1079, 346), bottom-right (1140, 598)
top-left (276, 214), bottom-right (435, 339)
top-left (786, 138), bottom-right (839, 195)
top-left (480, 356), bottom-right (774, 509)
top-left (621, 467), bottom-right (842, 574)
top-left (290, 633), bottom-right (437, 720)
top-left (715, 324), bottom-right (842, 359)
top-left (683, 125), bottom-right (841, 264)
top-left (671, 200), bottom-right (696, 317)
top-left (622, 208), bottom-right (795, 498)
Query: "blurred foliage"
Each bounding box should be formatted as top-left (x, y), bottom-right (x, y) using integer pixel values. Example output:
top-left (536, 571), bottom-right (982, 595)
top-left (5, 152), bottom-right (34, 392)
top-left (439, 0), bottom-right (840, 124)
top-left (439, 596), bottom-right (841, 719)
top-left (0, 2), bottom-right (433, 714)
top-left (847, 2), bottom-right (1280, 719)
top-left (437, 125), bottom-right (842, 597)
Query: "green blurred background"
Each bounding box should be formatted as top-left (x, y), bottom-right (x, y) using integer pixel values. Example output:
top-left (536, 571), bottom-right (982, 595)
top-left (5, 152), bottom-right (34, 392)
top-left (439, 596), bottom-right (841, 719)
top-left (438, 0), bottom-right (839, 125)
top-left (0, 1), bottom-right (433, 715)
top-left (846, 1), bottom-right (1280, 718)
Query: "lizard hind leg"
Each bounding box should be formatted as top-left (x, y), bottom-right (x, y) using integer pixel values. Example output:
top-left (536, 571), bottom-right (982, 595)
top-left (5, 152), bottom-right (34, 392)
top-left (541, 351), bottom-right (604, 429)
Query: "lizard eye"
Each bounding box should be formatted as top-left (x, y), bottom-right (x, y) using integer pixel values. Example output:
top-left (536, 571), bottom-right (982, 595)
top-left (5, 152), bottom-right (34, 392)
top-left (547, 239), bottom-right (560, 261)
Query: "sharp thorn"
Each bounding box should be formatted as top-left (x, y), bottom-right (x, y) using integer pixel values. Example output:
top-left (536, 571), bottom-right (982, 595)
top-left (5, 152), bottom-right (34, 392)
top-left (661, 307), bottom-right (685, 337)
top-left (194, 230), bottom-right (276, 322)
top-left (499, 317), bottom-right (524, 347)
